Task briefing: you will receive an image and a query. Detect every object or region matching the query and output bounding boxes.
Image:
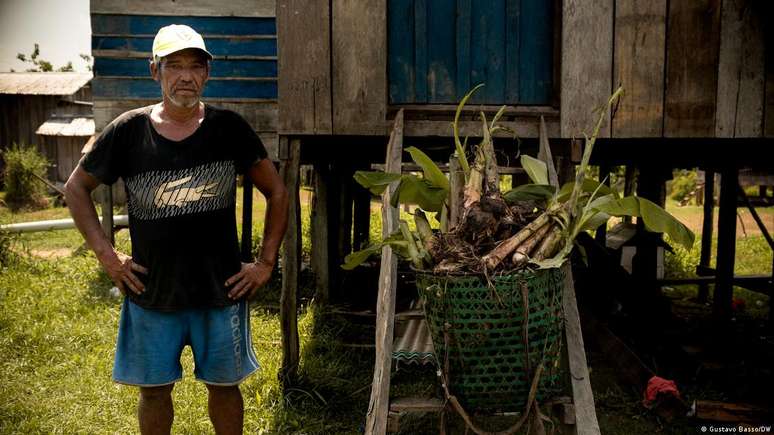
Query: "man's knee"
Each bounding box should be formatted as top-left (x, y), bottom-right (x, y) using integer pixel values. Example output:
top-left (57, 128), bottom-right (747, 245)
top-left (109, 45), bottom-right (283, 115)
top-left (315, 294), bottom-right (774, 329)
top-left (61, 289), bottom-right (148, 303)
top-left (140, 384), bottom-right (174, 401)
top-left (205, 384), bottom-right (240, 396)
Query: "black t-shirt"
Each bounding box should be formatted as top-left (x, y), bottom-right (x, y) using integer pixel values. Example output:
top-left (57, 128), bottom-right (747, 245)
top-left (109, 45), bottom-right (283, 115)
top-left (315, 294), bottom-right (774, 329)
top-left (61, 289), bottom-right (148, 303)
top-left (81, 104), bottom-right (267, 311)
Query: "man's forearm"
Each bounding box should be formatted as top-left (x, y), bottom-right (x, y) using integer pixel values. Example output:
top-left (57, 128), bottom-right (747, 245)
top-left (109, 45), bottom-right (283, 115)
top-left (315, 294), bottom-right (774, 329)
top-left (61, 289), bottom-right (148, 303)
top-left (257, 190), bottom-right (289, 266)
top-left (65, 183), bottom-right (116, 263)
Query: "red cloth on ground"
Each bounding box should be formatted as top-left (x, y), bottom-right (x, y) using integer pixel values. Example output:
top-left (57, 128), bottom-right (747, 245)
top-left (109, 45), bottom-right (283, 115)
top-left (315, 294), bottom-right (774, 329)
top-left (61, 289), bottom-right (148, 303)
top-left (642, 376), bottom-right (681, 408)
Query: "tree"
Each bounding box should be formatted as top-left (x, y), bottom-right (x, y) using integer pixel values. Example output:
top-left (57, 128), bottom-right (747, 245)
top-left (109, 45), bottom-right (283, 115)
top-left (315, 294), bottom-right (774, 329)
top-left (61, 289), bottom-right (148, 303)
top-left (16, 43), bottom-right (74, 72)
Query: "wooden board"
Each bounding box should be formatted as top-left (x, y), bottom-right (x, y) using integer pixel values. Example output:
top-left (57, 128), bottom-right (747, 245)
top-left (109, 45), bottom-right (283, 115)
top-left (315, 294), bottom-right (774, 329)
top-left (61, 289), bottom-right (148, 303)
top-left (560, 0), bottom-right (614, 139)
top-left (767, 2), bottom-right (774, 138)
top-left (279, 137), bottom-right (301, 386)
top-left (91, 14), bottom-right (276, 35)
top-left (92, 77), bottom-right (276, 100)
top-left (664, 0), bottom-right (721, 137)
top-left (92, 36), bottom-right (276, 57)
top-left (94, 57), bottom-right (276, 78)
top-left (562, 264), bottom-right (601, 435)
top-left (612, 0), bottom-right (666, 137)
top-left (277, 0), bottom-right (332, 135)
top-left (311, 163), bottom-right (331, 304)
top-left (91, 0), bottom-right (275, 18)
top-left (365, 110), bottom-right (403, 435)
top-left (716, 0), bottom-right (766, 138)
top-left (331, 0), bottom-right (387, 135)
top-left (403, 117), bottom-right (560, 138)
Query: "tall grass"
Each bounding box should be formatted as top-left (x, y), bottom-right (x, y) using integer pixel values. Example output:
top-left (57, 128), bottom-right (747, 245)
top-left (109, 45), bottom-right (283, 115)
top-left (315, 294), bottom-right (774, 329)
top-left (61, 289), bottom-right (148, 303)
top-left (2, 145), bottom-right (49, 211)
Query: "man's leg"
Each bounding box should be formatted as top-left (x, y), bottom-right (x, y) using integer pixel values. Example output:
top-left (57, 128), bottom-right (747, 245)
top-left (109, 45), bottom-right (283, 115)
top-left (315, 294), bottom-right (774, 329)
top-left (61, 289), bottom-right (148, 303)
top-left (206, 384), bottom-right (243, 435)
top-left (138, 384), bottom-right (174, 435)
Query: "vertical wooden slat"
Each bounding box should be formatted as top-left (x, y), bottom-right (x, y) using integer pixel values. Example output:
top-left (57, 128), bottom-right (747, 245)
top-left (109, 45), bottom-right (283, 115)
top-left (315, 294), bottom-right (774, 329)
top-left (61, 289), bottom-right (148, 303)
top-left (241, 172), bottom-right (254, 262)
top-left (519, 0), bottom-right (553, 104)
top-left (470, 0), bottom-right (506, 103)
top-left (560, 0), bottom-right (614, 138)
top-left (698, 170), bottom-right (715, 302)
top-left (455, 0), bottom-right (472, 99)
top-left (388, 0), bottom-right (415, 104)
top-left (562, 264), bottom-right (601, 435)
top-left (311, 163), bottom-right (330, 305)
top-left (332, 0), bottom-right (387, 135)
top-left (427, 0), bottom-right (456, 103)
top-left (365, 110), bottom-right (404, 435)
top-left (280, 137), bottom-right (301, 387)
top-left (715, 0), bottom-right (765, 138)
top-left (612, 0), bottom-right (667, 137)
top-left (766, 8), bottom-right (774, 138)
top-left (352, 183), bottom-right (371, 251)
top-left (714, 169), bottom-right (738, 323)
top-left (278, 0), bottom-right (332, 134)
top-left (504, 0), bottom-right (521, 103)
top-left (664, 0), bottom-right (721, 137)
top-left (414, 0), bottom-right (429, 103)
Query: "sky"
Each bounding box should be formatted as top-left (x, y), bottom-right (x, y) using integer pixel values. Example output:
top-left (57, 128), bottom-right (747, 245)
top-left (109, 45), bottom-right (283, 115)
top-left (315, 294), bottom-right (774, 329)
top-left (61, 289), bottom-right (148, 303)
top-left (0, 0), bottom-right (91, 72)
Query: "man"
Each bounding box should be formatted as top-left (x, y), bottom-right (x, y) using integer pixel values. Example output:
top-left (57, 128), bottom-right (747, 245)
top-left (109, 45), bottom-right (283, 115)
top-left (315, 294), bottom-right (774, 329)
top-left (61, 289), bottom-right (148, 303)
top-left (65, 24), bottom-right (288, 434)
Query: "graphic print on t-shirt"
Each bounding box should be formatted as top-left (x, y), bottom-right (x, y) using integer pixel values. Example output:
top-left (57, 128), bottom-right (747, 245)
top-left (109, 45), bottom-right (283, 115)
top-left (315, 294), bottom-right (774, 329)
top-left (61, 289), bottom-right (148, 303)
top-left (125, 160), bottom-right (235, 220)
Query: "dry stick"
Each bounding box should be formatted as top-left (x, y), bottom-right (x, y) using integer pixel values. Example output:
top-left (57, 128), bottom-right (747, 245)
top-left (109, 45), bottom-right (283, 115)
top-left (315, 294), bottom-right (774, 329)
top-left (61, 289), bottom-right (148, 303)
top-left (511, 223), bottom-right (553, 267)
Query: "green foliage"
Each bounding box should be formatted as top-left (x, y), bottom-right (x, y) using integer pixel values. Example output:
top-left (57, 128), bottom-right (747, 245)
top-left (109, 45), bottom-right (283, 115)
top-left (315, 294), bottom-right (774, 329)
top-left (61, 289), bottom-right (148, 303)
top-left (668, 169), bottom-right (698, 203)
top-left (0, 231), bottom-right (16, 268)
top-left (15, 43), bottom-right (76, 72)
top-left (520, 154), bottom-right (549, 185)
top-left (2, 144), bottom-right (49, 210)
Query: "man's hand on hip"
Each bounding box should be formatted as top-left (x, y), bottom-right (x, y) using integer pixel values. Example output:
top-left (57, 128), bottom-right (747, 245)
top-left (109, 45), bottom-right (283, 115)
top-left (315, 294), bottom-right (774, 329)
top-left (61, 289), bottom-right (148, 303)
top-left (99, 250), bottom-right (148, 295)
top-left (225, 261), bottom-right (273, 300)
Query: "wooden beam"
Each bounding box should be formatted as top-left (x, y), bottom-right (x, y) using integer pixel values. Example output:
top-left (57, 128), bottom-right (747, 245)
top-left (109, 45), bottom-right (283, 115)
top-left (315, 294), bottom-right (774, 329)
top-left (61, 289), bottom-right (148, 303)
top-left (560, 0), bottom-right (614, 139)
top-left (240, 171), bottom-right (253, 262)
top-left (715, 0), bottom-right (765, 138)
top-left (311, 163), bottom-right (330, 304)
top-left (664, 0), bottom-right (721, 137)
top-left (562, 263), bottom-right (601, 435)
top-left (612, 0), bottom-right (666, 137)
top-left (279, 137), bottom-right (301, 387)
top-left (91, 0), bottom-right (276, 17)
top-left (277, 0), bottom-right (332, 134)
top-left (365, 109), bottom-right (403, 435)
top-left (698, 170), bottom-right (715, 302)
top-left (331, 0), bottom-right (387, 135)
top-left (714, 168), bottom-right (738, 322)
top-left (99, 185), bottom-right (114, 245)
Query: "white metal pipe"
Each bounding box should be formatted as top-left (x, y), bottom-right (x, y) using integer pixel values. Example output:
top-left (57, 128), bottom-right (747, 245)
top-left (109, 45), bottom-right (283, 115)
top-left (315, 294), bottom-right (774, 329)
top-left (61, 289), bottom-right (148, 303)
top-left (1, 215), bottom-right (128, 233)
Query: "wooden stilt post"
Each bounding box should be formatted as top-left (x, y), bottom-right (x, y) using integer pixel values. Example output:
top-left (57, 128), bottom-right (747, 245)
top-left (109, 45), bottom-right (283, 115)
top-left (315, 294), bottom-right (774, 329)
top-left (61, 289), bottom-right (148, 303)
top-left (698, 170), bottom-right (715, 302)
top-left (280, 137), bottom-right (301, 388)
top-left (99, 185), bottom-right (114, 245)
top-left (241, 172), bottom-right (254, 262)
top-left (353, 181), bottom-right (372, 251)
top-left (714, 168), bottom-right (738, 323)
top-left (312, 162), bottom-right (330, 304)
top-left (365, 109), bottom-right (403, 435)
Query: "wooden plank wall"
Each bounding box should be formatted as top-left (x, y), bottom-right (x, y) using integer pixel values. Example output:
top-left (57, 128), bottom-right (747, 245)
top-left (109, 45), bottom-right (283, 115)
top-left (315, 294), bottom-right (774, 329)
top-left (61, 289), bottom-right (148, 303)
top-left (0, 95), bottom-right (61, 151)
top-left (90, 1), bottom-right (279, 158)
top-left (664, 0), bottom-right (721, 137)
top-left (331, 0), bottom-right (388, 135)
top-left (564, 0), bottom-right (768, 140)
top-left (611, 0), bottom-right (666, 137)
top-left (277, 0), bottom-right (332, 135)
top-left (560, 0), bottom-right (614, 139)
top-left (716, 0), bottom-right (765, 138)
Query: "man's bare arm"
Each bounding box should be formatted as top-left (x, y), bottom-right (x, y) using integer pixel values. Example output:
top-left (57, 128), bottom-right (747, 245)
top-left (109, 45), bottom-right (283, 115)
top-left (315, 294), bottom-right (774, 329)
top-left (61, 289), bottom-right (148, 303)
top-left (64, 166), bottom-right (147, 294)
top-left (225, 158), bottom-right (288, 299)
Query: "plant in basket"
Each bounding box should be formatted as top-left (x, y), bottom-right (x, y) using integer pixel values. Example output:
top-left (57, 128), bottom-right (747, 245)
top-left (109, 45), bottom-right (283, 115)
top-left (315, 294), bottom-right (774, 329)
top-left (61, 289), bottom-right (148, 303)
top-left (343, 85), bottom-right (693, 433)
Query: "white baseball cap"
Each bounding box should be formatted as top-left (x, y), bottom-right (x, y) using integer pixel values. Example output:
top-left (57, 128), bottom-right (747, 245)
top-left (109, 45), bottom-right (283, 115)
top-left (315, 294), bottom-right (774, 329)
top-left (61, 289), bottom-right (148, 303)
top-left (152, 24), bottom-right (213, 60)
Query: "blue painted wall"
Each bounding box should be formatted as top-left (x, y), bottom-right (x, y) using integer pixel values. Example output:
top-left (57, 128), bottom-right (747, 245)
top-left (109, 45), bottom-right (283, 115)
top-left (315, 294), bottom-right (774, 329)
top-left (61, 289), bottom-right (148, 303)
top-left (91, 14), bottom-right (277, 101)
top-left (389, 0), bottom-right (554, 105)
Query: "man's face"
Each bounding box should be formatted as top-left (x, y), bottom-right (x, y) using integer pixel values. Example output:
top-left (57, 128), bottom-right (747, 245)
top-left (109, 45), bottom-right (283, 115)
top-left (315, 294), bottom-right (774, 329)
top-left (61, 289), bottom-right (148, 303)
top-left (151, 48), bottom-right (210, 109)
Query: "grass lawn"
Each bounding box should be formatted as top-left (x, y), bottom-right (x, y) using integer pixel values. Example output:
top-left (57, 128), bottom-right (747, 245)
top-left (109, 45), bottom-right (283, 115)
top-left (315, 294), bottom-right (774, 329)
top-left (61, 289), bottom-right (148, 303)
top-left (0, 191), bottom-right (771, 434)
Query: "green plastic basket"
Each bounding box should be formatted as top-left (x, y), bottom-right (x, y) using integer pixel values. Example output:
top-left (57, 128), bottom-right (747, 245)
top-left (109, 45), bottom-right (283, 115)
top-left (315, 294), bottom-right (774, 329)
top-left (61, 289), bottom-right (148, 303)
top-left (416, 267), bottom-right (566, 412)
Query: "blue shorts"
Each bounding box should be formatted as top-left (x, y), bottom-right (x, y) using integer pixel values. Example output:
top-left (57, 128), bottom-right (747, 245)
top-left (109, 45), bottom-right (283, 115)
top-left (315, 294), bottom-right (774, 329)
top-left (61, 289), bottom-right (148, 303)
top-left (113, 298), bottom-right (260, 387)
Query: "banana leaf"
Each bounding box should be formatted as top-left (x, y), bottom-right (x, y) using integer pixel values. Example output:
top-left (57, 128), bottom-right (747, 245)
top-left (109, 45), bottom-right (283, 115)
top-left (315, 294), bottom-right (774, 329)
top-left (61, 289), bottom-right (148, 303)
top-left (353, 171), bottom-right (402, 195)
top-left (406, 146), bottom-right (449, 191)
top-left (520, 154), bottom-right (549, 185)
top-left (391, 175), bottom-right (448, 212)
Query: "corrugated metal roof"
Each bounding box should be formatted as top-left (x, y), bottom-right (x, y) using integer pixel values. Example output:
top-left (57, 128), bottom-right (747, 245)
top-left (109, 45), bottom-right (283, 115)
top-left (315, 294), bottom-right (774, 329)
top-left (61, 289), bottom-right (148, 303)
top-left (36, 116), bottom-right (95, 137)
top-left (0, 72), bottom-right (92, 96)
top-left (393, 316), bottom-right (436, 366)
